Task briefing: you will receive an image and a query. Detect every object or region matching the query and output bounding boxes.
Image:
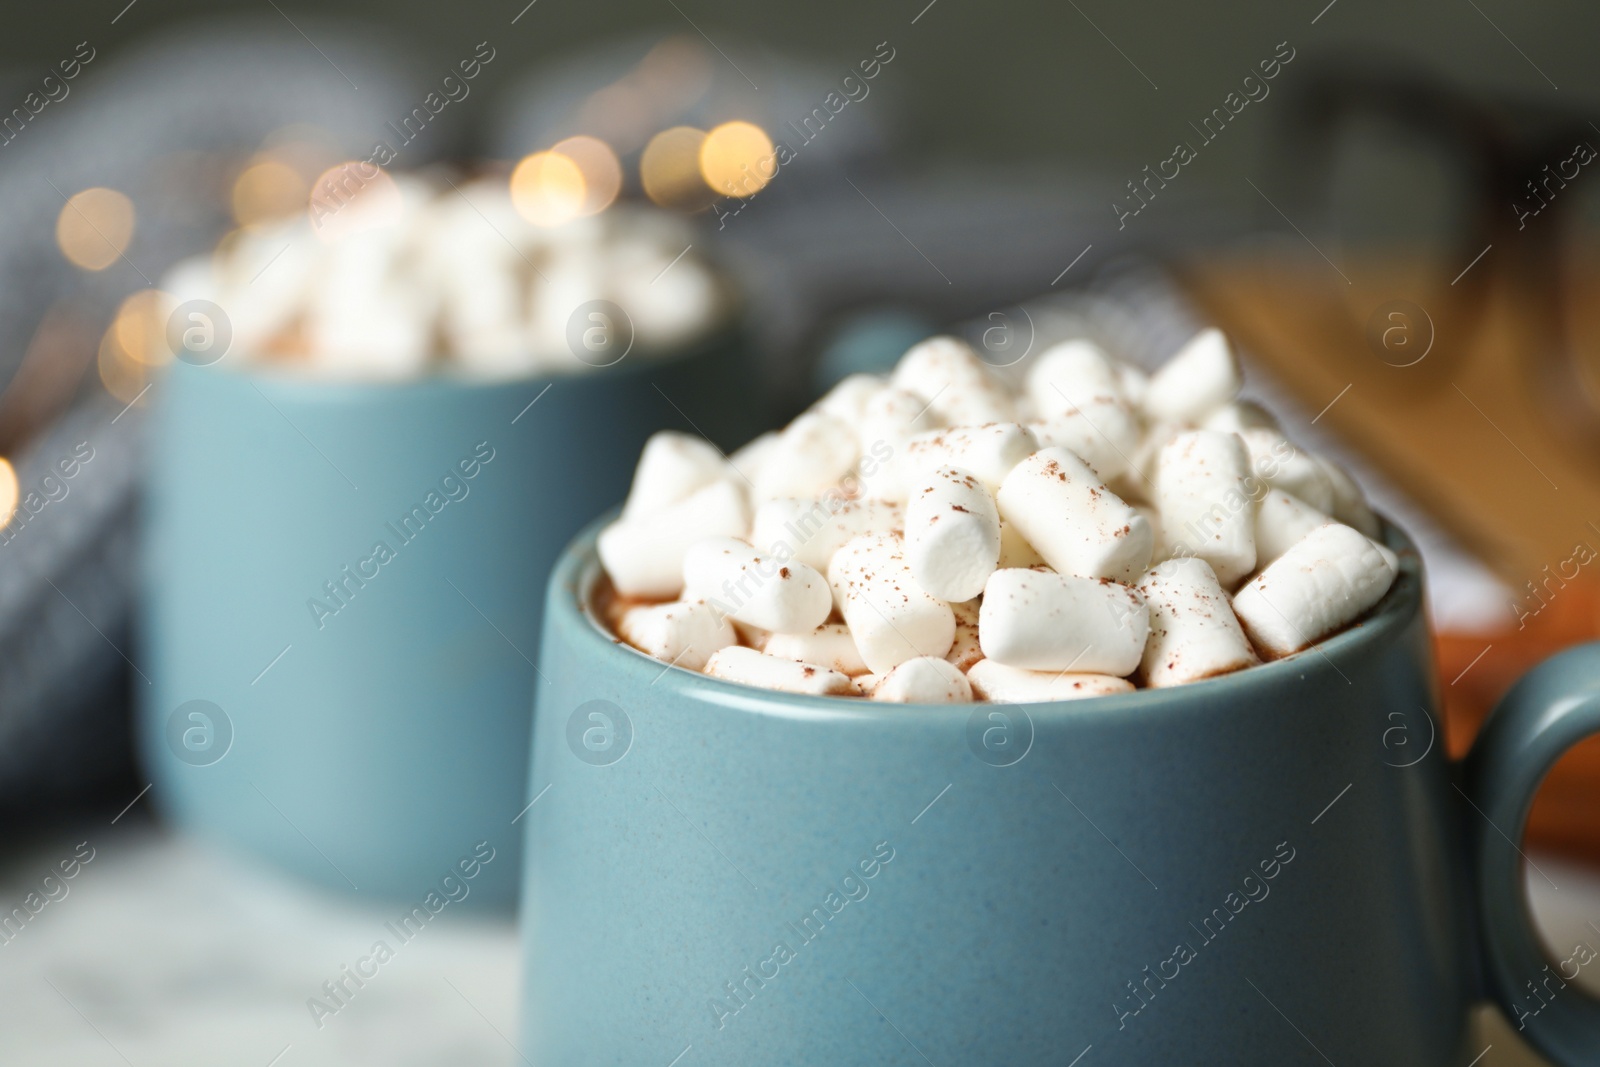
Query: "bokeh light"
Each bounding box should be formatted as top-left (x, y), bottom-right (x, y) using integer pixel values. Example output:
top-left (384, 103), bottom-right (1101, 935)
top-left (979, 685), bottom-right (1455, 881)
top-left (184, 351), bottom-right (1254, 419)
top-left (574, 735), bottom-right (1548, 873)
top-left (232, 159), bottom-right (307, 226)
top-left (112, 290), bottom-right (176, 367)
top-left (97, 319), bottom-right (149, 406)
top-left (635, 36), bottom-right (714, 114)
top-left (56, 187), bottom-right (135, 271)
top-left (510, 151), bottom-right (588, 226)
top-left (552, 136), bottom-right (623, 216)
top-left (578, 36), bottom-right (714, 156)
top-left (700, 121), bottom-right (776, 198)
top-left (0, 459), bottom-right (16, 529)
top-left (577, 83), bottom-right (654, 157)
top-left (308, 161), bottom-right (403, 243)
top-left (640, 126), bottom-right (711, 210)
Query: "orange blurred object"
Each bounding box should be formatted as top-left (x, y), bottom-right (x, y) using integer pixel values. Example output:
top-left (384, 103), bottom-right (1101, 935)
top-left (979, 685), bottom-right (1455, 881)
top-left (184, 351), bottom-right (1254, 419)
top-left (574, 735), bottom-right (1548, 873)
top-left (1437, 577), bottom-right (1600, 865)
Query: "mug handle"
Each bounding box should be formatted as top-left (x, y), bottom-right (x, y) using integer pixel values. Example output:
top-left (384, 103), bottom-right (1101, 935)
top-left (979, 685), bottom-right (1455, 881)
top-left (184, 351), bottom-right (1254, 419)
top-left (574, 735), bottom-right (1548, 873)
top-left (1462, 642), bottom-right (1600, 1064)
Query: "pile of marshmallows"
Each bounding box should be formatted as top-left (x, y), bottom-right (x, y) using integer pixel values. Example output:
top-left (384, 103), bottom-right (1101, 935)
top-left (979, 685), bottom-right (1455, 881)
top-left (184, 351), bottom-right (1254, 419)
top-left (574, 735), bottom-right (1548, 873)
top-left (161, 177), bottom-right (724, 380)
top-left (597, 329), bottom-right (1399, 704)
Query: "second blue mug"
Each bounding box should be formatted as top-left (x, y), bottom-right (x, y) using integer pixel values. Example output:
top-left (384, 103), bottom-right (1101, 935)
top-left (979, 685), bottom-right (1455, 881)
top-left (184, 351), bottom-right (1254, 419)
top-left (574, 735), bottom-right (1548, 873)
top-left (139, 324), bottom-right (760, 906)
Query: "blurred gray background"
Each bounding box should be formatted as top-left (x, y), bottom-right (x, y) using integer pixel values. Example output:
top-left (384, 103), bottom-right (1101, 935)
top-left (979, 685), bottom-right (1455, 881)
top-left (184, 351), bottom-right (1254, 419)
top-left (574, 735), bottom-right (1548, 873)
top-left (3, 0), bottom-right (1592, 213)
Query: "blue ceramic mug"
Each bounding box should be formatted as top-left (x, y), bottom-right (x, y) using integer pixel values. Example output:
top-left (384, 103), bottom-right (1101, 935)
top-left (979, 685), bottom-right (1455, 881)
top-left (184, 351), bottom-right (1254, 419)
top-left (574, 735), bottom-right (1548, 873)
top-left (519, 517), bottom-right (1600, 1064)
top-left (138, 324), bottom-right (759, 907)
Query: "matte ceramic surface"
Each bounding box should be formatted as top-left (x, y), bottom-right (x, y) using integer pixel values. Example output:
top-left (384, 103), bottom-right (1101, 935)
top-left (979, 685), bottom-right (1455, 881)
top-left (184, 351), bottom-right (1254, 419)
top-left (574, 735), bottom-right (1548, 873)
top-left (139, 328), bottom-right (760, 907)
top-left (520, 518), bottom-right (1600, 1065)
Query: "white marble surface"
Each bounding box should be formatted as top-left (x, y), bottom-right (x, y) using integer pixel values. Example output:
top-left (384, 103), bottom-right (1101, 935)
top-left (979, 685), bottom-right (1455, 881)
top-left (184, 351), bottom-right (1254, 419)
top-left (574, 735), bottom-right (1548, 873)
top-left (0, 813), bottom-right (1594, 1066)
top-left (0, 815), bottom-right (521, 1066)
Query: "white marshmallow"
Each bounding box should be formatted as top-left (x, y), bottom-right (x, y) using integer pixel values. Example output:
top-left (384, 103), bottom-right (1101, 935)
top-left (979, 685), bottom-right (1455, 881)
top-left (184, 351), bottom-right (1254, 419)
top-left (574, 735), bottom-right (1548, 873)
top-left (1115, 361), bottom-right (1149, 408)
top-left (1133, 504), bottom-right (1162, 550)
top-left (750, 497), bottom-right (903, 574)
top-left (618, 600), bottom-right (737, 671)
top-left (443, 274), bottom-right (529, 374)
top-left (871, 656), bottom-right (973, 703)
top-left (1130, 421), bottom-right (1182, 492)
top-left (526, 250), bottom-right (606, 365)
top-left (996, 447), bottom-right (1153, 582)
top-left (1155, 431), bottom-right (1257, 587)
top-left (903, 423), bottom-right (1039, 493)
top-left (704, 646), bottom-right (858, 696)
top-left (526, 213), bottom-right (719, 364)
top-left (764, 623), bottom-right (869, 676)
top-left (905, 466), bottom-right (1001, 602)
top-left (828, 534), bottom-right (956, 674)
top-left (812, 374), bottom-right (886, 424)
top-left (997, 519), bottom-right (1045, 569)
top-left (755, 412), bottom-right (860, 500)
top-left (682, 538), bottom-right (832, 634)
top-left (188, 183), bottom-right (731, 382)
top-left (598, 480), bottom-right (750, 598)
top-left (1103, 476), bottom-right (1153, 513)
top-left (891, 336), bottom-right (1014, 425)
top-left (946, 598), bottom-right (984, 671)
top-left (427, 205), bottom-right (529, 374)
top-left (623, 431), bottom-right (734, 520)
top-left (966, 660), bottom-right (1134, 703)
top-left (1143, 328), bottom-right (1242, 425)
top-left (1202, 399), bottom-right (1281, 436)
top-left (161, 255), bottom-right (219, 307)
top-left (1255, 488), bottom-right (1395, 576)
top-left (609, 240), bottom-right (720, 351)
top-left (1236, 429), bottom-right (1334, 513)
top-left (857, 387), bottom-right (943, 503)
top-left (1028, 412), bottom-right (1139, 483)
top-left (1231, 522), bottom-right (1398, 657)
top-left (212, 221), bottom-right (320, 355)
top-left (1025, 340), bottom-right (1124, 413)
top-left (731, 620), bottom-right (769, 650)
top-left (307, 207), bottom-right (443, 378)
top-left (1254, 490), bottom-right (1332, 569)
top-left (1136, 558), bottom-right (1258, 687)
top-left (1025, 340), bottom-right (1142, 482)
top-left (1316, 455), bottom-right (1382, 538)
top-left (978, 568), bottom-right (1148, 675)
top-left (892, 336), bottom-right (976, 394)
top-left (304, 265), bottom-right (433, 380)
top-left (861, 384), bottom-right (942, 439)
top-left (728, 431), bottom-right (781, 486)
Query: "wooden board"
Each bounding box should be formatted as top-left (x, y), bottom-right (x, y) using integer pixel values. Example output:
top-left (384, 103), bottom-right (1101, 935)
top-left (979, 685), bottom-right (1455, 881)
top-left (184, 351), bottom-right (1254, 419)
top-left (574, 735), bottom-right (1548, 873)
top-left (1178, 251), bottom-right (1600, 583)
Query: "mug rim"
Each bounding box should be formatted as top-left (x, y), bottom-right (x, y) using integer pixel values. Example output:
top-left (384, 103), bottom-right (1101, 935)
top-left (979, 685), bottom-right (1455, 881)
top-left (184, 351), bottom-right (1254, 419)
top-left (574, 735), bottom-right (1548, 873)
top-left (168, 313), bottom-right (746, 405)
top-left (547, 509), bottom-right (1425, 723)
